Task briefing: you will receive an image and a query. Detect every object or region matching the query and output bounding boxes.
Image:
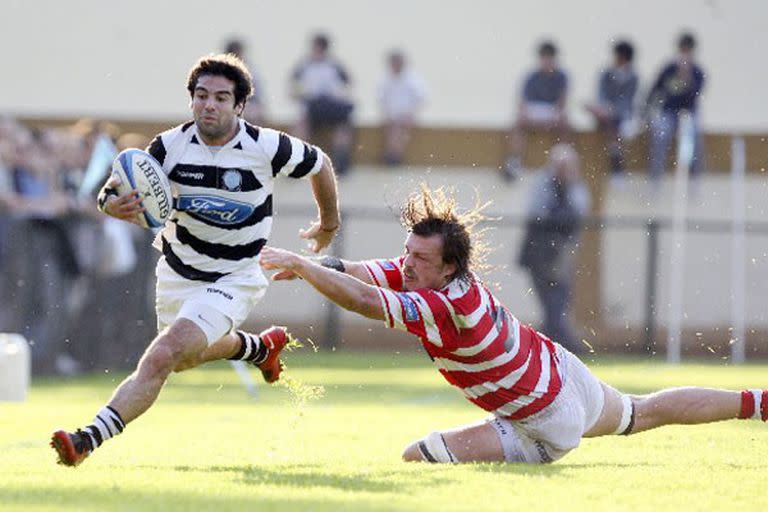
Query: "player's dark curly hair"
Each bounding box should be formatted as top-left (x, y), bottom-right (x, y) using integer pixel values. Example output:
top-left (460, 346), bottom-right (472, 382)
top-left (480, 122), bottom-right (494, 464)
top-left (400, 184), bottom-right (492, 283)
top-left (187, 53), bottom-right (253, 108)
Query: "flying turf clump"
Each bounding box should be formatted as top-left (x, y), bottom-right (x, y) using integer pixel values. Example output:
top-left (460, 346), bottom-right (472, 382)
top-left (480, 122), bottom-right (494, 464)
top-left (278, 333), bottom-right (326, 407)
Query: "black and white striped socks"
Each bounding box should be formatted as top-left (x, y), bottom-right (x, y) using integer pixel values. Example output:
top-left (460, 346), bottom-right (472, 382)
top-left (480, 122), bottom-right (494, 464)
top-left (83, 405), bottom-right (125, 450)
top-left (228, 331), bottom-right (268, 364)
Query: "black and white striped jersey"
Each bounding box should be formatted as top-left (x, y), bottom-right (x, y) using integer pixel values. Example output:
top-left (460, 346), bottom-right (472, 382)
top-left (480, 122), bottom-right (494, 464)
top-left (146, 119), bottom-right (326, 282)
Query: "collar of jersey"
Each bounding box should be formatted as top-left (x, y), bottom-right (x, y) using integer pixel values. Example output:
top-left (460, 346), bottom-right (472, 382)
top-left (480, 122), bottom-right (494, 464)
top-left (190, 120), bottom-right (244, 151)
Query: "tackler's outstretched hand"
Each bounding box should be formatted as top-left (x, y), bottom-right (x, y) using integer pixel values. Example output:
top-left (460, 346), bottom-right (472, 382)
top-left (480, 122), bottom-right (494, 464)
top-left (260, 246), bottom-right (305, 281)
top-left (299, 221), bottom-right (339, 253)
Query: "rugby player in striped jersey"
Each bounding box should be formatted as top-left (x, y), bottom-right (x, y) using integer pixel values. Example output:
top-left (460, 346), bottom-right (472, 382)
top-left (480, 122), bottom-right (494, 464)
top-left (51, 53), bottom-right (341, 467)
top-left (260, 184), bottom-right (766, 464)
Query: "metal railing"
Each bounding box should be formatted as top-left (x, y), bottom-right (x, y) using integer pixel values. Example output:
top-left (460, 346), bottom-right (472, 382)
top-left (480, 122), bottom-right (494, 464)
top-left (2, 207), bottom-right (767, 369)
top-left (277, 204), bottom-right (768, 359)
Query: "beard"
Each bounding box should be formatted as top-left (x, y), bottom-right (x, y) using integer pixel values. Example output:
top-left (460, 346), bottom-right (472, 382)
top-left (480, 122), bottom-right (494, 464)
top-left (196, 115), bottom-right (236, 142)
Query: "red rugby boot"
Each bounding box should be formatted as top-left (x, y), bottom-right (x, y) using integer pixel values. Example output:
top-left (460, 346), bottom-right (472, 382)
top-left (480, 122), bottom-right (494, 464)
top-left (256, 326), bottom-right (288, 383)
top-left (50, 429), bottom-right (92, 467)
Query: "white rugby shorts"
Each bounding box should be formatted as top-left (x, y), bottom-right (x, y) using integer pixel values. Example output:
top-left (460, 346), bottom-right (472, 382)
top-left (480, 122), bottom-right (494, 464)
top-left (489, 346), bottom-right (605, 463)
top-left (155, 257), bottom-right (268, 344)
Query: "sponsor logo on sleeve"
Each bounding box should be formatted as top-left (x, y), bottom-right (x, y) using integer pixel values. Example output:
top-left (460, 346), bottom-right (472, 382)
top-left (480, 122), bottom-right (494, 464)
top-left (396, 292), bottom-right (420, 322)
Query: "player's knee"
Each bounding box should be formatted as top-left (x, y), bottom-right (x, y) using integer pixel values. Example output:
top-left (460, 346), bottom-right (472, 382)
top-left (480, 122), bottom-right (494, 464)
top-left (141, 341), bottom-right (182, 380)
top-left (403, 432), bottom-right (458, 464)
top-left (172, 358), bottom-right (198, 373)
top-left (401, 442), bottom-right (422, 462)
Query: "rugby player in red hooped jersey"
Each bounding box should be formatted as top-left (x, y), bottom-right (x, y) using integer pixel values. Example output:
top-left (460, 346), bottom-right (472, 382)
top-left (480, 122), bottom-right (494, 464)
top-left (260, 185), bottom-right (767, 464)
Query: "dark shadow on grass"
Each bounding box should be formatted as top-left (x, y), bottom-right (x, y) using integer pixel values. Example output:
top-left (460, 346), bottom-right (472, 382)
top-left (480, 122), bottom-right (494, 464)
top-left (162, 463), bottom-right (446, 493)
top-left (464, 462), bottom-right (566, 476)
top-left (466, 460), bottom-right (661, 476)
top-left (2, 485), bottom-right (399, 512)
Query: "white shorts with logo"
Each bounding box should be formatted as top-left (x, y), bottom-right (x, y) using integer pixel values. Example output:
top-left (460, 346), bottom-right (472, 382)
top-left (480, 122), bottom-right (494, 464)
top-left (155, 257), bottom-right (268, 345)
top-left (488, 346), bottom-right (605, 463)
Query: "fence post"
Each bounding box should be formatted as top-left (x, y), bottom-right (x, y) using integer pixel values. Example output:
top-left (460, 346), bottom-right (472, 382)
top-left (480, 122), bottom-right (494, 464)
top-left (643, 219), bottom-right (659, 353)
top-left (324, 212), bottom-right (345, 350)
top-left (666, 111), bottom-right (695, 364)
top-left (730, 136), bottom-right (747, 364)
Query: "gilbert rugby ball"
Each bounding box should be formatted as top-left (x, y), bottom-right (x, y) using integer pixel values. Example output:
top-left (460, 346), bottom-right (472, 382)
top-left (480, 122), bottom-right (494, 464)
top-left (112, 149), bottom-right (172, 229)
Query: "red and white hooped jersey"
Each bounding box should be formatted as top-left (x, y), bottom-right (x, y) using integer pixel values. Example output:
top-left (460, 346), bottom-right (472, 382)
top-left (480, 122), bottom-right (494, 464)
top-left (363, 257), bottom-right (565, 420)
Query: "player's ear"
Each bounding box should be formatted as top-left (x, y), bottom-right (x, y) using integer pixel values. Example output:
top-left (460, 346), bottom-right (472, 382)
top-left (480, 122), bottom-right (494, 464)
top-left (235, 102), bottom-right (245, 116)
top-left (442, 262), bottom-right (457, 281)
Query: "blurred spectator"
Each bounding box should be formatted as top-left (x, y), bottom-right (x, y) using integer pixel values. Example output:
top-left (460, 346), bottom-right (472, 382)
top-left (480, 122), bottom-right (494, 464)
top-left (0, 117), bottom-right (20, 272)
top-left (5, 123), bottom-right (84, 374)
top-left (646, 32), bottom-right (705, 192)
top-left (504, 40), bottom-right (570, 182)
top-left (116, 132), bottom-right (150, 152)
top-left (377, 50), bottom-right (427, 166)
top-left (585, 40), bottom-right (638, 187)
top-left (290, 32), bottom-right (354, 174)
top-left (224, 37), bottom-right (266, 125)
top-left (0, 118), bottom-right (156, 375)
top-left (518, 143), bottom-right (589, 354)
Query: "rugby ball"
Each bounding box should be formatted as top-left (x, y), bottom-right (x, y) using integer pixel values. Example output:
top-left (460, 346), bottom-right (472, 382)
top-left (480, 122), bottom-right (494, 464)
top-left (111, 148), bottom-right (172, 229)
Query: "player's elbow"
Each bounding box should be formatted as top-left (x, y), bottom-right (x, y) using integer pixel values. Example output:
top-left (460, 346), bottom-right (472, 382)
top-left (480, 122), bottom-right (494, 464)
top-left (349, 287), bottom-right (384, 321)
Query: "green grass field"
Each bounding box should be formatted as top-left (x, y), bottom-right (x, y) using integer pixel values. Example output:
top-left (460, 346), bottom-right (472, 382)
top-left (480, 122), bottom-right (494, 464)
top-left (1, 352), bottom-right (766, 512)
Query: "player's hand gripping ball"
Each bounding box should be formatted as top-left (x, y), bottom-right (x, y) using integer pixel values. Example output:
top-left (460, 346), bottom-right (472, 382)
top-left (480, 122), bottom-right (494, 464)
top-left (111, 149), bottom-right (172, 229)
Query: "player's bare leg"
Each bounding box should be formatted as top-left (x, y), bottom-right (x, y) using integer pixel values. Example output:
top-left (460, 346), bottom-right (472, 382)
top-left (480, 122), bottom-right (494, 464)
top-left (51, 319), bottom-right (207, 466)
top-left (181, 326), bottom-right (290, 383)
top-left (586, 382), bottom-right (766, 437)
top-left (110, 319), bottom-right (207, 422)
top-left (631, 388), bottom-right (742, 433)
top-left (172, 331), bottom-right (242, 371)
top-left (402, 421), bottom-right (505, 463)
top-left (51, 321), bottom-right (290, 466)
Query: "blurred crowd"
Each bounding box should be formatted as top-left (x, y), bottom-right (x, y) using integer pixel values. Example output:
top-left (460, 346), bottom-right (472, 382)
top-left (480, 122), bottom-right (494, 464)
top-left (240, 30), bottom-right (703, 184)
top-left (0, 29), bottom-right (707, 374)
top-left (0, 118), bottom-right (157, 375)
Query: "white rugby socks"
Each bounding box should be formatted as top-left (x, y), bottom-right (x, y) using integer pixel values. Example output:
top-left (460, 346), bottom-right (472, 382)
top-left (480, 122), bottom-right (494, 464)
top-left (83, 406), bottom-right (126, 450)
top-left (228, 331), bottom-right (268, 364)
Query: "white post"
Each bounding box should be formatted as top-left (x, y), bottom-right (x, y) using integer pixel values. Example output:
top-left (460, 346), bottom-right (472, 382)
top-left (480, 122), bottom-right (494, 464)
top-left (730, 136), bottom-right (747, 364)
top-left (666, 111), bottom-right (694, 364)
top-left (230, 360), bottom-right (259, 399)
top-left (0, 333), bottom-right (31, 401)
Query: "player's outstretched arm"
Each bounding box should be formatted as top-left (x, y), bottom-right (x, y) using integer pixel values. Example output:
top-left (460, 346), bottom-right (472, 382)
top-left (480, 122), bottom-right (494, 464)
top-left (96, 175), bottom-right (144, 225)
top-left (271, 255), bottom-right (375, 285)
top-left (261, 246), bottom-right (384, 321)
top-left (301, 153), bottom-right (340, 253)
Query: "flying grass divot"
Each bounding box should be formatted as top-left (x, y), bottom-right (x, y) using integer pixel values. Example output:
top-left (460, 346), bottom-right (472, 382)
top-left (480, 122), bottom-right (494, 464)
top-left (277, 333), bottom-right (326, 407)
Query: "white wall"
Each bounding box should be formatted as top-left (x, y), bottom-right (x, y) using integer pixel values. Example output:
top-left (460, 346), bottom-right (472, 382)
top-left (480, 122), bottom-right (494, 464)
top-left (2, 0), bottom-right (767, 131)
